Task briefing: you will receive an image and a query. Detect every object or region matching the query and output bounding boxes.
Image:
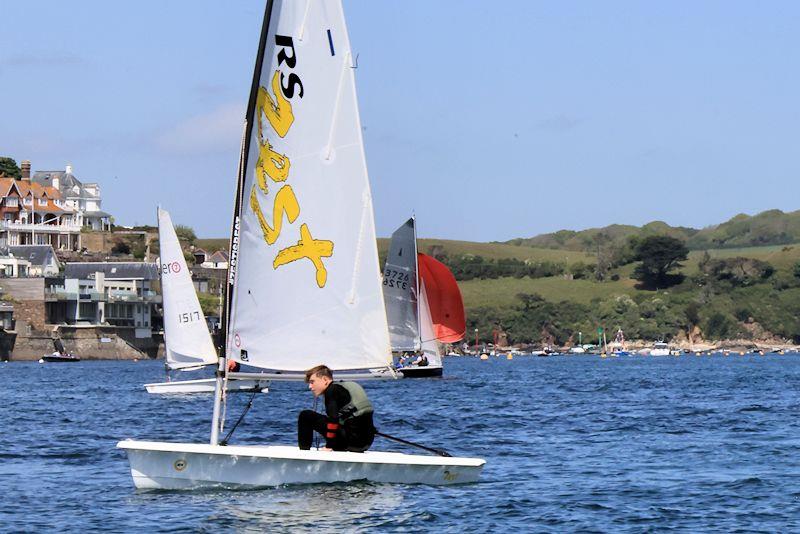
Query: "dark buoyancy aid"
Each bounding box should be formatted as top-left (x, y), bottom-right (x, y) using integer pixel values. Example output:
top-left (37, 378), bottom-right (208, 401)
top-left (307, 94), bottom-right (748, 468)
top-left (337, 381), bottom-right (374, 423)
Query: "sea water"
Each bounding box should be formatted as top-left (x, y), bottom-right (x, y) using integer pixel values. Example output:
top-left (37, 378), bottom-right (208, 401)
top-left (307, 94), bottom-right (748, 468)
top-left (2, 355), bottom-right (800, 532)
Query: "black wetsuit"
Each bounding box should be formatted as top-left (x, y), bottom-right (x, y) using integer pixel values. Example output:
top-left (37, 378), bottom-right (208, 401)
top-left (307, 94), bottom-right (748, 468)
top-left (297, 383), bottom-right (375, 452)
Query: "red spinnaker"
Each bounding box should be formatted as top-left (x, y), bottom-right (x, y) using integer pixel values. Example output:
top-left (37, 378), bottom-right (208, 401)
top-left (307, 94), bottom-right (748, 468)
top-left (417, 253), bottom-right (466, 343)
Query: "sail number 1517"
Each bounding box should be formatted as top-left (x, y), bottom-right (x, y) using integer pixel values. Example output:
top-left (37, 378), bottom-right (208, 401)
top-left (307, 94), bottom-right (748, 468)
top-left (179, 311), bottom-right (201, 323)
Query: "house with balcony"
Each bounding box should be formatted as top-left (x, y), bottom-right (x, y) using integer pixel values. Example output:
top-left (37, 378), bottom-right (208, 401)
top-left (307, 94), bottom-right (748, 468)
top-left (32, 164), bottom-right (111, 231)
top-left (0, 161), bottom-right (83, 250)
top-left (45, 262), bottom-right (160, 338)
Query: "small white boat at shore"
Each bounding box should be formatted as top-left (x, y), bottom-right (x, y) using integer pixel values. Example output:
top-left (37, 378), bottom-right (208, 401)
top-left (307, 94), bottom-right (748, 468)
top-left (39, 339), bottom-right (80, 363)
top-left (650, 342), bottom-right (671, 356)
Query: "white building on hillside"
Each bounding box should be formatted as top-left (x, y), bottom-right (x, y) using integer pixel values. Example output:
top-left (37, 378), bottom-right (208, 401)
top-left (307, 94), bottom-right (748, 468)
top-left (32, 164), bottom-right (112, 231)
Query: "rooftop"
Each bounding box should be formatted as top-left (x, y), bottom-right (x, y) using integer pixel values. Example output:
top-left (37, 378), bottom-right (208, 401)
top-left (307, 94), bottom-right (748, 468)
top-left (65, 262), bottom-right (159, 280)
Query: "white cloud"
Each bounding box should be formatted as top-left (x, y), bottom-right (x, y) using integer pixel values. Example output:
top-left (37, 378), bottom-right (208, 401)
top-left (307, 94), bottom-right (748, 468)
top-left (155, 102), bottom-right (245, 155)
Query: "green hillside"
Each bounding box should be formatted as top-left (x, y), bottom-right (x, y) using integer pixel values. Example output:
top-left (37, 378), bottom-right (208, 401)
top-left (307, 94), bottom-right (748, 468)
top-left (506, 209), bottom-right (800, 252)
top-left (195, 211), bottom-right (800, 346)
top-left (378, 237), bottom-right (592, 263)
top-left (195, 238), bottom-right (229, 253)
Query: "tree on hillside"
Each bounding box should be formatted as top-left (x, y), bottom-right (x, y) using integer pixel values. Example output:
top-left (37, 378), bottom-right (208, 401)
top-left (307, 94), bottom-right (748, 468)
top-left (111, 240), bottom-right (131, 255)
top-left (700, 257), bottom-right (774, 287)
top-left (0, 157), bottom-right (21, 179)
top-left (175, 225), bottom-right (197, 245)
top-left (632, 235), bottom-right (689, 289)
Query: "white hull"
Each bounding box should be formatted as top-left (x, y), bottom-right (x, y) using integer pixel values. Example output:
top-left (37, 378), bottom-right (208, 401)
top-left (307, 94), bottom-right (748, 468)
top-left (650, 349), bottom-right (671, 356)
top-left (144, 378), bottom-right (269, 394)
top-left (117, 440), bottom-right (485, 488)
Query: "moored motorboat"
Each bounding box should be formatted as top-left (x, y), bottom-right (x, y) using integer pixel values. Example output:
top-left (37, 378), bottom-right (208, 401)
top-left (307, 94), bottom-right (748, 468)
top-left (650, 342), bottom-right (671, 356)
top-left (40, 352), bottom-right (80, 363)
top-left (40, 338), bottom-right (80, 362)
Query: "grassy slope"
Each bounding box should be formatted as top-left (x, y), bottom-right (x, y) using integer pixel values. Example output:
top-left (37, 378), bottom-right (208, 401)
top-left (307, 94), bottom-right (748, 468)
top-left (460, 243), bottom-right (800, 309)
top-left (378, 237), bottom-right (592, 263)
top-left (195, 236), bottom-right (799, 310)
top-left (195, 238), bottom-right (229, 253)
top-left (460, 276), bottom-right (637, 308)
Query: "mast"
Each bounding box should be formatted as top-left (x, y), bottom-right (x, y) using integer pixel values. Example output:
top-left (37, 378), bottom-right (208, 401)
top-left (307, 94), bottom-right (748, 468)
top-left (156, 206), bottom-right (168, 378)
top-left (412, 215), bottom-right (421, 349)
top-left (212, 0), bottom-right (276, 446)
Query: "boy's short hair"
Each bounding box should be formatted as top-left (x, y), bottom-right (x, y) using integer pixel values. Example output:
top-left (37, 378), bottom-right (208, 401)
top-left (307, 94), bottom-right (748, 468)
top-left (305, 364), bottom-right (333, 383)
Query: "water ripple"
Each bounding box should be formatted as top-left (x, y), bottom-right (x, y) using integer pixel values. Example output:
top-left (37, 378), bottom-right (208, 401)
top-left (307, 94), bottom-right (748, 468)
top-left (3, 356), bottom-right (800, 531)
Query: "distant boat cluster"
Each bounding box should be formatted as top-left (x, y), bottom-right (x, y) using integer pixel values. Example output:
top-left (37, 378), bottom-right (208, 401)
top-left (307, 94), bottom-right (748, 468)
top-left (451, 344), bottom-right (798, 360)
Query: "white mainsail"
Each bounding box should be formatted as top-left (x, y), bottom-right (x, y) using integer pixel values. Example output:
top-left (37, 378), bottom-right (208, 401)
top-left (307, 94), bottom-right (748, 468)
top-left (226, 1), bottom-right (392, 372)
top-left (383, 218), bottom-right (420, 351)
top-left (117, 1), bottom-right (485, 489)
top-left (158, 207), bottom-right (218, 370)
top-left (418, 280), bottom-right (443, 367)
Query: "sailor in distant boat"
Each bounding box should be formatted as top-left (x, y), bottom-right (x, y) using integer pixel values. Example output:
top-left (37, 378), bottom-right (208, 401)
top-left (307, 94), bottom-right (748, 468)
top-left (298, 365), bottom-right (376, 452)
top-left (412, 351), bottom-right (429, 367)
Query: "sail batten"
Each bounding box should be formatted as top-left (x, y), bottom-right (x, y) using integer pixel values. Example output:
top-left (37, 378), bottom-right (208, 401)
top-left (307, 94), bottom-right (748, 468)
top-left (226, 0), bottom-right (391, 372)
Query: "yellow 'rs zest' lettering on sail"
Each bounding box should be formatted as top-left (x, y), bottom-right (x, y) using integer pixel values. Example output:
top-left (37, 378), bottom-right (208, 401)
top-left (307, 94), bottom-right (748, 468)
top-left (255, 137), bottom-right (290, 193)
top-left (250, 185), bottom-right (300, 245)
top-left (273, 223), bottom-right (333, 288)
top-left (257, 70), bottom-right (294, 138)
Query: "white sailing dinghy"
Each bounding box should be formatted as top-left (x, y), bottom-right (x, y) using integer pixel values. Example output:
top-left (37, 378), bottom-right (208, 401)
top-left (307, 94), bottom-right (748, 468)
top-left (118, 0), bottom-right (484, 488)
top-left (144, 208), bottom-right (269, 394)
top-left (383, 218), bottom-right (466, 377)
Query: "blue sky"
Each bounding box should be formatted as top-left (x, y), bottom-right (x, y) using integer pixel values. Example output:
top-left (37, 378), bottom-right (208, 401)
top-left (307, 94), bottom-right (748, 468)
top-left (2, 1), bottom-right (799, 241)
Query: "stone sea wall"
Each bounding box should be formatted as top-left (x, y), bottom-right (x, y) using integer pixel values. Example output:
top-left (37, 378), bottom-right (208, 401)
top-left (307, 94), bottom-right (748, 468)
top-left (3, 326), bottom-right (164, 361)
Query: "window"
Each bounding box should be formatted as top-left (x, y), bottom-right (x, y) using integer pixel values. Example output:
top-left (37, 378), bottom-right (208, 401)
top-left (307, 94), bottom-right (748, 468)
top-left (79, 302), bottom-right (95, 318)
top-left (5, 198), bottom-right (17, 207)
top-left (38, 198), bottom-right (47, 206)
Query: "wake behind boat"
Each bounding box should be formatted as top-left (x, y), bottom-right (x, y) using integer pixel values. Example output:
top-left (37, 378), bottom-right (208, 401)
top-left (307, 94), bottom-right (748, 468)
top-left (118, 0), bottom-right (484, 489)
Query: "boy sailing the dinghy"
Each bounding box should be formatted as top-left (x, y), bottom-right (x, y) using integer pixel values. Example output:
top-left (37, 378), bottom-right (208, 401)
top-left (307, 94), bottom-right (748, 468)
top-left (298, 365), bottom-right (376, 452)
